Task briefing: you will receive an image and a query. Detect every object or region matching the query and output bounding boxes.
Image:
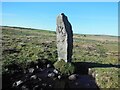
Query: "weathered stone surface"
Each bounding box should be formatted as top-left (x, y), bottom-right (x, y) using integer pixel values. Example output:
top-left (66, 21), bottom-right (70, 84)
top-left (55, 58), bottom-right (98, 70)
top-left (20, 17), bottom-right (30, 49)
top-left (56, 13), bottom-right (73, 62)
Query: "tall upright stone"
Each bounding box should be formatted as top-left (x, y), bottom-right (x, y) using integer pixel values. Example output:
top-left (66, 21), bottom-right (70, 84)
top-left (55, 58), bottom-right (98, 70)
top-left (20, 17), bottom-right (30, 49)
top-left (56, 13), bottom-right (73, 62)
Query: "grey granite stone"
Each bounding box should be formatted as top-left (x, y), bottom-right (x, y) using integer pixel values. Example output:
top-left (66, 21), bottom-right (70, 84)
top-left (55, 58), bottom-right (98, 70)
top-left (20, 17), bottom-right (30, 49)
top-left (56, 13), bottom-right (73, 62)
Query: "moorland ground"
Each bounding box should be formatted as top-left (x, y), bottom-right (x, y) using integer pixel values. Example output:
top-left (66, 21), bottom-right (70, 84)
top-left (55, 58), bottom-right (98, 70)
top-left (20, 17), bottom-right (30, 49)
top-left (2, 26), bottom-right (119, 88)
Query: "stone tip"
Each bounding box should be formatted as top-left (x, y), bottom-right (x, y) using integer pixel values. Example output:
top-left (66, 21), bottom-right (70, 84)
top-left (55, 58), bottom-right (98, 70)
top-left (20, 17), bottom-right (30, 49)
top-left (61, 13), bottom-right (65, 16)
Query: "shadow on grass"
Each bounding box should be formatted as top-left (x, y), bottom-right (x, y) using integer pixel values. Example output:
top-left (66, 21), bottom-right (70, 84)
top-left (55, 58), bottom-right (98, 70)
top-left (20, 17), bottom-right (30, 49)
top-left (69, 62), bottom-right (120, 89)
top-left (72, 62), bottom-right (120, 75)
top-left (73, 62), bottom-right (120, 68)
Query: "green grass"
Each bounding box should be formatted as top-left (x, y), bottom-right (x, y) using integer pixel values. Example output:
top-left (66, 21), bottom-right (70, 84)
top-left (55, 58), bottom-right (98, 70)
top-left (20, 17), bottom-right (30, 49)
top-left (92, 68), bottom-right (119, 88)
top-left (2, 26), bottom-right (119, 88)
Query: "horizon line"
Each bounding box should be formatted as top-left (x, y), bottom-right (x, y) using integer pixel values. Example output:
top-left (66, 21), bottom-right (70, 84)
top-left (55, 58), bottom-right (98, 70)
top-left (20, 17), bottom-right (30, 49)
top-left (1, 25), bottom-right (119, 37)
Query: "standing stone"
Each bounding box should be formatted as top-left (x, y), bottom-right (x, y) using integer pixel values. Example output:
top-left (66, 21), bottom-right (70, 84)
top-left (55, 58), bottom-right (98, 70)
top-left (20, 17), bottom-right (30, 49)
top-left (56, 13), bottom-right (73, 62)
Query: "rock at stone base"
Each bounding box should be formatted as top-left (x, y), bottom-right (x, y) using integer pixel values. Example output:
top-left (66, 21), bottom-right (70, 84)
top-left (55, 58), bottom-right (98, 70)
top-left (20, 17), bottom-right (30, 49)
top-left (33, 85), bottom-right (39, 90)
top-left (30, 75), bottom-right (37, 79)
top-left (47, 73), bottom-right (55, 78)
top-left (47, 64), bottom-right (51, 68)
top-left (38, 77), bottom-right (42, 81)
top-left (48, 84), bottom-right (52, 88)
top-left (58, 75), bottom-right (61, 79)
top-left (42, 83), bottom-right (47, 87)
top-left (13, 80), bottom-right (23, 87)
top-left (68, 74), bottom-right (78, 81)
top-left (21, 85), bottom-right (29, 90)
top-left (53, 69), bottom-right (59, 74)
top-left (28, 68), bottom-right (34, 73)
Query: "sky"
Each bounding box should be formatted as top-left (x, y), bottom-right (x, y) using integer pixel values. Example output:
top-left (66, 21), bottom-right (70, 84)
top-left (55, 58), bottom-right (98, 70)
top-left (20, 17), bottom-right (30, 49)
top-left (1, 0), bottom-right (119, 2)
top-left (2, 2), bottom-right (118, 36)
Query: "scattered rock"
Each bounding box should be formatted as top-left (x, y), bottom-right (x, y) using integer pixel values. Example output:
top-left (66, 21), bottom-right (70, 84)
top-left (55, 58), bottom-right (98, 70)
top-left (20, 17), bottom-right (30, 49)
top-left (47, 64), bottom-right (51, 68)
top-left (13, 80), bottom-right (23, 87)
top-left (47, 73), bottom-right (55, 78)
top-left (39, 68), bottom-right (44, 72)
top-left (38, 78), bottom-right (42, 81)
top-left (36, 65), bottom-right (39, 69)
top-left (92, 72), bottom-right (96, 78)
top-left (28, 68), bottom-right (34, 73)
top-left (48, 84), bottom-right (52, 88)
top-left (68, 74), bottom-right (78, 81)
top-left (42, 83), bottom-right (47, 87)
top-left (5, 68), bottom-right (8, 72)
top-left (58, 75), bottom-right (61, 79)
top-left (88, 68), bottom-right (93, 75)
top-left (21, 85), bottom-right (29, 90)
top-left (30, 75), bottom-right (37, 79)
top-left (33, 85), bottom-right (39, 90)
top-left (53, 69), bottom-right (59, 74)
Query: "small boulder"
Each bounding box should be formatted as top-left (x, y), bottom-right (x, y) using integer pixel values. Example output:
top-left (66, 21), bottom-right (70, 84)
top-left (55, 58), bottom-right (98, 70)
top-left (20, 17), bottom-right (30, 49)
top-left (42, 83), bottom-right (47, 87)
top-left (30, 75), bottom-right (37, 79)
top-left (13, 80), bottom-right (23, 87)
top-left (36, 65), bottom-right (39, 69)
top-left (33, 85), bottom-right (39, 90)
top-left (48, 84), bottom-right (52, 88)
top-left (21, 85), bottom-right (29, 90)
top-left (47, 64), bottom-right (51, 68)
top-left (53, 69), bottom-right (59, 74)
top-left (39, 68), bottom-right (44, 72)
top-left (28, 68), bottom-right (34, 73)
top-left (38, 78), bottom-right (42, 81)
top-left (58, 75), bottom-right (61, 79)
top-left (68, 74), bottom-right (78, 81)
top-left (47, 73), bottom-right (55, 78)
